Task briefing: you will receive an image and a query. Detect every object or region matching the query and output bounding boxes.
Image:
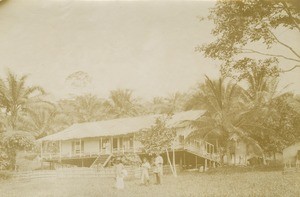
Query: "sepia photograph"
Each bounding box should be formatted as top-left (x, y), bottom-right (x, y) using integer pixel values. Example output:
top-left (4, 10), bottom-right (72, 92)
top-left (0, 0), bottom-right (299, 196)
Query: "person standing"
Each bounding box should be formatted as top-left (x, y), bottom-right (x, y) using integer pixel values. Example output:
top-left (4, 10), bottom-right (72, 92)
top-left (115, 160), bottom-right (125, 190)
top-left (153, 153), bottom-right (163, 185)
top-left (141, 158), bottom-right (151, 185)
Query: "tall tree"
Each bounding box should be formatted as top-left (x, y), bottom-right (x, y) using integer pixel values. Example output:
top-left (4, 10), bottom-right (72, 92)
top-left (198, 0), bottom-right (300, 75)
top-left (231, 60), bottom-right (298, 155)
top-left (18, 103), bottom-right (69, 138)
top-left (187, 76), bottom-right (264, 164)
top-left (165, 92), bottom-right (188, 114)
top-left (230, 58), bottom-right (282, 105)
top-left (146, 93), bottom-right (189, 115)
top-left (146, 97), bottom-right (170, 114)
top-left (0, 71), bottom-right (45, 130)
top-left (246, 93), bottom-right (300, 156)
top-left (68, 94), bottom-right (105, 123)
top-left (104, 89), bottom-right (144, 118)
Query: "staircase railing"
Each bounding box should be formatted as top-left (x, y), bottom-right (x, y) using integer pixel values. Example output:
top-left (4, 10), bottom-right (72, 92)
top-left (184, 140), bottom-right (220, 162)
top-left (90, 154), bottom-right (113, 168)
top-left (90, 155), bottom-right (102, 168)
top-left (102, 154), bottom-right (113, 168)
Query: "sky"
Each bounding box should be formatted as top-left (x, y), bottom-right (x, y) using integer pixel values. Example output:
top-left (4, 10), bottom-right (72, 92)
top-left (0, 0), bottom-right (299, 101)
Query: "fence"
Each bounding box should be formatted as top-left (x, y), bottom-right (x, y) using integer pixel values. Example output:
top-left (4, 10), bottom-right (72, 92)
top-left (13, 165), bottom-right (181, 180)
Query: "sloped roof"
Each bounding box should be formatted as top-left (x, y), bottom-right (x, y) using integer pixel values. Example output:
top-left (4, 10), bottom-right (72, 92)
top-left (283, 142), bottom-right (300, 156)
top-left (38, 110), bottom-right (205, 142)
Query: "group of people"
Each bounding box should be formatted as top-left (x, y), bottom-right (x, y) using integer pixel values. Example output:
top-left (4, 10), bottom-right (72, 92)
top-left (140, 153), bottom-right (163, 186)
top-left (114, 153), bottom-right (164, 190)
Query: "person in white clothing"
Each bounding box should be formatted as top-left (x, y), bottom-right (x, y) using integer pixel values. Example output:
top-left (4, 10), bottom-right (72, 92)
top-left (115, 160), bottom-right (125, 190)
top-left (153, 153), bottom-right (163, 184)
top-left (141, 158), bottom-right (151, 185)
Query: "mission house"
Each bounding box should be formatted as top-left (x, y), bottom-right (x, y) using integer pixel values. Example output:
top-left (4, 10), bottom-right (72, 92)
top-left (38, 110), bottom-right (247, 170)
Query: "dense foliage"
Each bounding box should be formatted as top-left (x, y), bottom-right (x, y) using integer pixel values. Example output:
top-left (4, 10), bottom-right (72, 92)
top-left (191, 0), bottom-right (300, 162)
top-left (198, 0), bottom-right (300, 76)
top-left (0, 131), bottom-right (35, 169)
top-left (136, 117), bottom-right (178, 176)
top-left (136, 117), bottom-right (176, 154)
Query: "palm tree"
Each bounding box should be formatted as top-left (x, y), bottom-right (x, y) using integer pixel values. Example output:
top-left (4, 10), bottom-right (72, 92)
top-left (146, 97), bottom-right (169, 114)
top-left (0, 111), bottom-right (7, 133)
top-left (241, 70), bottom-right (299, 157)
top-left (236, 62), bottom-right (296, 155)
top-left (188, 76), bottom-right (263, 164)
top-left (0, 71), bottom-right (45, 130)
top-left (104, 89), bottom-right (144, 118)
top-left (18, 103), bottom-right (69, 138)
top-left (164, 92), bottom-right (188, 114)
top-left (69, 94), bottom-right (105, 123)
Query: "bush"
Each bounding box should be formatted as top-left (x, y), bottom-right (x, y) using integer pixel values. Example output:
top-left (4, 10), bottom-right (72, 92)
top-left (0, 149), bottom-right (10, 170)
top-left (1, 131), bottom-right (35, 169)
top-left (0, 171), bottom-right (12, 180)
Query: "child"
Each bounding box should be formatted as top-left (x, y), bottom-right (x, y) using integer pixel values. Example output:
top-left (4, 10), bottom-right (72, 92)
top-left (141, 158), bottom-right (151, 185)
top-left (115, 160), bottom-right (125, 190)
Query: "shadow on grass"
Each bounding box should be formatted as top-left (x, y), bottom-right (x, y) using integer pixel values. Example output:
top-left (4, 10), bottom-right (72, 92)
top-left (205, 165), bottom-right (283, 175)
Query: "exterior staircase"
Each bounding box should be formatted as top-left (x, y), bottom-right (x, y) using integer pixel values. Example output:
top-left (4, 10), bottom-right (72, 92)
top-left (184, 142), bottom-right (220, 164)
top-left (90, 154), bottom-right (112, 168)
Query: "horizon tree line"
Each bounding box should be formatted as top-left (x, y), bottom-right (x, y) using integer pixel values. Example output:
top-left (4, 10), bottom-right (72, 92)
top-left (0, 68), bottom-right (299, 169)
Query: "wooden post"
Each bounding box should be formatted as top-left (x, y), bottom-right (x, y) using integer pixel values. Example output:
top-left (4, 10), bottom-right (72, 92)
top-left (110, 137), bottom-right (113, 153)
top-left (183, 152), bottom-right (186, 167)
top-left (40, 142), bottom-right (43, 159)
top-left (122, 137), bottom-right (125, 154)
top-left (59, 140), bottom-right (62, 160)
top-left (180, 154), bottom-right (183, 168)
top-left (207, 143), bottom-right (209, 154)
top-left (117, 137), bottom-right (120, 152)
top-left (195, 155), bottom-right (198, 169)
top-left (40, 142), bottom-right (43, 168)
top-left (100, 138), bottom-right (102, 154)
top-left (133, 134), bottom-right (136, 153)
top-left (79, 139), bottom-right (82, 157)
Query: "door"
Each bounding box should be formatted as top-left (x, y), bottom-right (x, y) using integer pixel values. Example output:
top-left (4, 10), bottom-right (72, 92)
top-left (72, 140), bottom-right (84, 155)
top-left (113, 138), bottom-right (118, 152)
top-left (102, 138), bottom-right (111, 154)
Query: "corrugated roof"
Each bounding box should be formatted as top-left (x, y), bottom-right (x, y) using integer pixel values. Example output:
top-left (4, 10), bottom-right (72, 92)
top-left (38, 110), bottom-right (205, 141)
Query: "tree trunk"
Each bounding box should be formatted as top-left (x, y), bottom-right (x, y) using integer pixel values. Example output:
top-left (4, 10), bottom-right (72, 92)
top-left (273, 152), bottom-right (276, 163)
top-left (262, 152), bottom-right (267, 165)
top-left (225, 143), bottom-right (231, 165)
top-left (8, 149), bottom-right (17, 171)
top-left (10, 108), bottom-right (18, 130)
top-left (172, 148), bottom-right (177, 176)
top-left (165, 149), bottom-right (176, 177)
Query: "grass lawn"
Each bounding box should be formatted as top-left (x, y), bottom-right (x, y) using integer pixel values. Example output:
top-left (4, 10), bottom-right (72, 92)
top-left (0, 171), bottom-right (299, 197)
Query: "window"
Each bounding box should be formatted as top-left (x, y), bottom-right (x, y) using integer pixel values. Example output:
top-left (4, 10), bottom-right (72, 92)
top-left (102, 138), bottom-right (110, 149)
top-left (72, 140), bottom-right (84, 154)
